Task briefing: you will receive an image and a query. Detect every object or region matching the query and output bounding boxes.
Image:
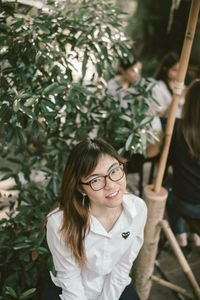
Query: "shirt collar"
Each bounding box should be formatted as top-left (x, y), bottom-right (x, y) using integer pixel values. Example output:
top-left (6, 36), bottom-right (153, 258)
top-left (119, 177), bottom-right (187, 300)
top-left (89, 194), bottom-right (138, 237)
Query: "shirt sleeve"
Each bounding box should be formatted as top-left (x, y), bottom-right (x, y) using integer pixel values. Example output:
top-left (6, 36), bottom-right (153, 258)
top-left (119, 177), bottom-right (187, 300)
top-left (97, 200), bottom-right (147, 300)
top-left (152, 82), bottom-right (170, 113)
top-left (46, 214), bottom-right (88, 300)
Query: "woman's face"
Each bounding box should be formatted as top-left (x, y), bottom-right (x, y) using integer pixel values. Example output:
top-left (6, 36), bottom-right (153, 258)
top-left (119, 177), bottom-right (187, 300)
top-left (122, 61), bottom-right (142, 85)
top-left (80, 154), bottom-right (126, 212)
top-left (167, 62), bottom-right (179, 81)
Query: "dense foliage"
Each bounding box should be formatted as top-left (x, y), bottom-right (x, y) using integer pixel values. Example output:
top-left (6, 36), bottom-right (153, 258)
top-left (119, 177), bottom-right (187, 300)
top-left (0, 1), bottom-right (157, 299)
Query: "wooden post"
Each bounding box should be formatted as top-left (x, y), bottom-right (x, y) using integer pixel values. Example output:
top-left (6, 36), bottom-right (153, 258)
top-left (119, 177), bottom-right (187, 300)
top-left (152, 275), bottom-right (194, 299)
top-left (132, 185), bottom-right (168, 300)
top-left (160, 220), bottom-right (200, 299)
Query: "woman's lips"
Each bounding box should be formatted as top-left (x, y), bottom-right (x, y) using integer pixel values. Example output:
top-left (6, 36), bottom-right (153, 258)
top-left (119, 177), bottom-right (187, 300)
top-left (106, 191), bottom-right (119, 199)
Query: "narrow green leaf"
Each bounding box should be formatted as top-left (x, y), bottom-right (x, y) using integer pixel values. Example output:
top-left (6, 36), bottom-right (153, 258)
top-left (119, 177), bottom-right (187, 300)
top-left (16, 127), bottom-right (27, 144)
top-left (24, 96), bottom-right (37, 107)
top-left (20, 106), bottom-right (36, 119)
top-left (96, 62), bottom-right (102, 77)
top-left (82, 51), bottom-right (88, 78)
top-left (105, 26), bottom-right (111, 37)
top-left (42, 83), bottom-right (59, 96)
top-left (19, 93), bottom-right (31, 99)
top-left (42, 99), bottom-right (56, 110)
top-left (53, 177), bottom-right (59, 197)
top-left (0, 24), bottom-right (10, 31)
top-left (72, 83), bottom-right (93, 95)
top-left (120, 115), bottom-right (132, 123)
top-left (101, 46), bottom-right (108, 60)
top-left (38, 24), bottom-right (50, 34)
top-left (13, 99), bottom-right (20, 112)
top-left (125, 133), bottom-right (134, 151)
top-left (19, 288), bottom-right (36, 299)
top-left (13, 243), bottom-right (30, 250)
top-left (0, 173), bottom-right (14, 181)
top-left (5, 286), bottom-right (17, 298)
top-left (36, 246), bottom-right (49, 254)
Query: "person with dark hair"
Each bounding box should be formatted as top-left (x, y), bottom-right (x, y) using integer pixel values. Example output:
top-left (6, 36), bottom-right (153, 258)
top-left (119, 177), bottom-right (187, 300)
top-left (152, 52), bottom-right (185, 119)
top-left (42, 138), bottom-right (147, 300)
top-left (166, 79), bottom-right (200, 254)
top-left (106, 56), bottom-right (142, 110)
top-left (104, 56), bottom-right (163, 197)
top-left (106, 55), bottom-right (163, 160)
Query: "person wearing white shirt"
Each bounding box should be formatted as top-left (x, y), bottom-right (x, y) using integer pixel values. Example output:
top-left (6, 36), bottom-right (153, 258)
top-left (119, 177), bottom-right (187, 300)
top-left (41, 138), bottom-right (147, 300)
top-left (151, 52), bottom-right (185, 120)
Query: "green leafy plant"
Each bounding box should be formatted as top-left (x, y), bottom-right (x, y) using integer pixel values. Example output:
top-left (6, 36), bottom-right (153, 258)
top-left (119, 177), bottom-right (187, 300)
top-left (0, 1), bottom-right (157, 299)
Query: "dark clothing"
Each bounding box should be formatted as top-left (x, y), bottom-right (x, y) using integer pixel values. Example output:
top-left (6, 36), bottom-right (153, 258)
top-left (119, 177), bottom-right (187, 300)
top-left (166, 191), bottom-right (200, 234)
top-left (169, 120), bottom-right (200, 205)
top-left (165, 120), bottom-right (200, 234)
top-left (41, 275), bottom-right (140, 300)
top-left (41, 275), bottom-right (61, 300)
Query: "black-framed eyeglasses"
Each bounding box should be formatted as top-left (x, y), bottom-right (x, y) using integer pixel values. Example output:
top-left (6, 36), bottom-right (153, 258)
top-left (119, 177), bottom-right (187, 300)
top-left (80, 164), bottom-right (125, 191)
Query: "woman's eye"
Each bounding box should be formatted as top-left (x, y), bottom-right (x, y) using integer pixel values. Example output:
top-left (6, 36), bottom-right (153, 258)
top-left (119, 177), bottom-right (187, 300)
top-left (111, 167), bottom-right (120, 174)
top-left (91, 177), bottom-right (103, 184)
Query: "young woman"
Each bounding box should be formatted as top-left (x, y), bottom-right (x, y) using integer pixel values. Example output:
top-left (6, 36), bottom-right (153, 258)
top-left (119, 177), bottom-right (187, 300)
top-left (42, 138), bottom-right (147, 300)
top-left (152, 52), bottom-right (185, 119)
top-left (166, 79), bottom-right (200, 252)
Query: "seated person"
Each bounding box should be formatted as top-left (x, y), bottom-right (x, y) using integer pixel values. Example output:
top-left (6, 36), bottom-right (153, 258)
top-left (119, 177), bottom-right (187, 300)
top-left (152, 52), bottom-right (186, 122)
top-left (106, 56), bottom-right (163, 177)
top-left (166, 79), bottom-right (200, 253)
top-left (42, 138), bottom-right (147, 300)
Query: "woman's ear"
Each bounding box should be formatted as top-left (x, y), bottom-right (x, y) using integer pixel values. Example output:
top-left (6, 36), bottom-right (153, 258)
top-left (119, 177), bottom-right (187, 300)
top-left (78, 183), bottom-right (85, 194)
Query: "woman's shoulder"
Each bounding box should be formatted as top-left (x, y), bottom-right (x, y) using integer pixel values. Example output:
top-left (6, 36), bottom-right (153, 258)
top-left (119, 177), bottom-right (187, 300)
top-left (47, 208), bottom-right (63, 230)
top-left (156, 80), bottom-right (167, 87)
top-left (152, 80), bottom-right (171, 104)
top-left (153, 80), bottom-right (168, 92)
top-left (123, 193), bottom-right (147, 214)
top-left (123, 194), bottom-right (147, 230)
top-left (107, 77), bottom-right (120, 91)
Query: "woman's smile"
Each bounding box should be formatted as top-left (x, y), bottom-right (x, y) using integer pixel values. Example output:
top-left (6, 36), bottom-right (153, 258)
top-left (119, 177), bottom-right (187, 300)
top-left (106, 191), bottom-right (119, 199)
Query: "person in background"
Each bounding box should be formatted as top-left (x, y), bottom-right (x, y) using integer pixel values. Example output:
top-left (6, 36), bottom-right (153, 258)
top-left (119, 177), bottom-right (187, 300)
top-left (106, 56), bottom-right (163, 158)
top-left (105, 56), bottom-right (164, 196)
top-left (41, 138), bottom-right (147, 300)
top-left (166, 79), bottom-right (200, 256)
top-left (106, 56), bottom-right (142, 110)
top-left (152, 52), bottom-right (186, 121)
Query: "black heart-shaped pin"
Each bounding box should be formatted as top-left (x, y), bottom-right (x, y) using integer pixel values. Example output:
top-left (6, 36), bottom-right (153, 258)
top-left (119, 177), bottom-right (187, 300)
top-left (122, 232), bottom-right (130, 239)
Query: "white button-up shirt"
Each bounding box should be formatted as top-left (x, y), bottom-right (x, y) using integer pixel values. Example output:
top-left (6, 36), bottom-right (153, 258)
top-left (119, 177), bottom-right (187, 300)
top-left (46, 193), bottom-right (147, 300)
top-left (152, 80), bottom-right (185, 118)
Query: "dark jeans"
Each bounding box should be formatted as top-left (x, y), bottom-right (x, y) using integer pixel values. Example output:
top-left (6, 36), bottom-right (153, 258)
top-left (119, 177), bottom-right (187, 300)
top-left (41, 275), bottom-right (140, 300)
top-left (166, 189), bottom-right (200, 234)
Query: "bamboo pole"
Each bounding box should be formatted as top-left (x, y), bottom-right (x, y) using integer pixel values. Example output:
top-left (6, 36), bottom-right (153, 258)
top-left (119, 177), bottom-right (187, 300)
top-left (152, 275), bottom-right (194, 299)
top-left (154, 0), bottom-right (200, 193)
top-left (132, 185), bottom-right (168, 299)
top-left (160, 220), bottom-right (200, 299)
top-left (132, 1), bottom-right (200, 299)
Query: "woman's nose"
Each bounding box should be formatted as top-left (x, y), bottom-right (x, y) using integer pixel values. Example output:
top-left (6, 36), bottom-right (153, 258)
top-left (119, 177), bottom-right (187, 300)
top-left (104, 177), bottom-right (115, 189)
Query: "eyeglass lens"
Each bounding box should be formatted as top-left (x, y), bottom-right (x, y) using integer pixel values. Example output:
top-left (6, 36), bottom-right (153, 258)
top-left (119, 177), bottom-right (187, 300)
top-left (90, 166), bottom-right (124, 191)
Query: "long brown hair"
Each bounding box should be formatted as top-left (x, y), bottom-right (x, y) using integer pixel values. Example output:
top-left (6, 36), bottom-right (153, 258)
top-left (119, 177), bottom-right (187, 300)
top-left (59, 138), bottom-right (126, 266)
top-left (181, 79), bottom-right (200, 160)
